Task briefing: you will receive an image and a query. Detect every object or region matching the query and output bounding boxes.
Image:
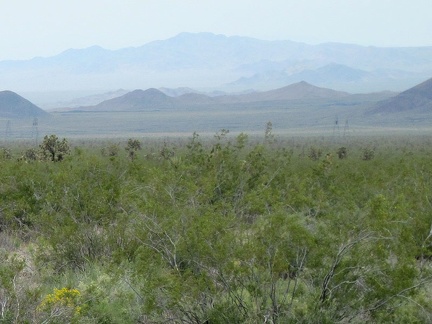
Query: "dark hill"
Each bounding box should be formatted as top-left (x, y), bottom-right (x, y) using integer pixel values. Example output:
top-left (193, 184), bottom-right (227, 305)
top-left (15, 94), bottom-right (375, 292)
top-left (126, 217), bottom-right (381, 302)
top-left (0, 90), bottom-right (49, 118)
top-left (262, 81), bottom-right (350, 100)
top-left (232, 81), bottom-right (350, 102)
top-left (370, 77), bottom-right (432, 114)
top-left (86, 88), bottom-right (175, 111)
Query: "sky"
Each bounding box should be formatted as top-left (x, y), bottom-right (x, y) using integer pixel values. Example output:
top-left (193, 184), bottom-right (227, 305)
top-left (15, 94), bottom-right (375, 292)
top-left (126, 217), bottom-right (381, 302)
top-left (1, 0), bottom-right (431, 61)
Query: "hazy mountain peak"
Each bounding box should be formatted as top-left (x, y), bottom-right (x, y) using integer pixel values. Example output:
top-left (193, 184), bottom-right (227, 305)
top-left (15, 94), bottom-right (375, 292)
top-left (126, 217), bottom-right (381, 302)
top-left (269, 81), bottom-right (350, 99)
top-left (61, 45), bottom-right (107, 53)
top-left (82, 87), bottom-right (174, 111)
top-left (172, 32), bottom-right (228, 40)
top-left (55, 45), bottom-right (110, 58)
top-left (0, 90), bottom-right (16, 96)
top-left (122, 88), bottom-right (169, 100)
top-left (159, 87), bottom-right (198, 97)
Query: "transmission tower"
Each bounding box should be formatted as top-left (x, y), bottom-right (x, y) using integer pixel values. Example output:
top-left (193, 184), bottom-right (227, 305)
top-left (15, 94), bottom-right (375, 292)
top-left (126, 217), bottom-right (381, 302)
top-left (332, 115), bottom-right (340, 140)
top-left (32, 117), bottom-right (39, 146)
top-left (343, 119), bottom-right (350, 138)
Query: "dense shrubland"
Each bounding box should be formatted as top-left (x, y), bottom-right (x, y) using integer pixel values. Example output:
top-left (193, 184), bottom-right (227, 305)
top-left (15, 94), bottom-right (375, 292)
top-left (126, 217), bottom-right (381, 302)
top-left (1, 131), bottom-right (432, 323)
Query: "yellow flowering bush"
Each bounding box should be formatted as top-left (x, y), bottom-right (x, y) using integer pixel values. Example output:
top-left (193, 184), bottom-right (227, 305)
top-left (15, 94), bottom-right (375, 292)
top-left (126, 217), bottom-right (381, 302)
top-left (38, 287), bottom-right (82, 320)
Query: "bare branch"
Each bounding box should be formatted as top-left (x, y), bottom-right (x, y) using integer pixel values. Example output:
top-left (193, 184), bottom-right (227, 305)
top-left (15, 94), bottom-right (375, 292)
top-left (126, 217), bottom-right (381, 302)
top-left (367, 275), bottom-right (432, 313)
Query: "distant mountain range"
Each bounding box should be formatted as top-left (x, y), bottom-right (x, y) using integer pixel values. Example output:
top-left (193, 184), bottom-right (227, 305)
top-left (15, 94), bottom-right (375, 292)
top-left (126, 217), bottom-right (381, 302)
top-left (227, 63), bottom-right (422, 93)
top-left (0, 91), bottom-right (48, 118)
top-left (69, 81), bottom-right (352, 112)
top-left (0, 82), bottom-right (353, 117)
top-left (1, 32), bottom-right (432, 96)
top-left (3, 77), bottom-right (432, 124)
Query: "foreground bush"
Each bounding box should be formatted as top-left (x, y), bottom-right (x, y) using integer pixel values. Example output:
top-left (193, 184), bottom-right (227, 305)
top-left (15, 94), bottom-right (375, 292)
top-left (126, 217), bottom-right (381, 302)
top-left (1, 133), bottom-right (432, 322)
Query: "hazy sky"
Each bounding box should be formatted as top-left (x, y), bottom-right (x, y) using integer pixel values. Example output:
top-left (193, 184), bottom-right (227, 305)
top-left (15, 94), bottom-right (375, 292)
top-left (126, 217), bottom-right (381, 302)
top-left (1, 0), bottom-right (431, 61)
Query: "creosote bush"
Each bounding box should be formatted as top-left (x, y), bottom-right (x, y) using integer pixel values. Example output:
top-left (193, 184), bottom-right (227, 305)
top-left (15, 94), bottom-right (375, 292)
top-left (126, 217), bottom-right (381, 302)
top-left (337, 146), bottom-right (348, 159)
top-left (2, 147), bottom-right (12, 160)
top-left (308, 146), bottom-right (322, 160)
top-left (362, 146), bottom-right (375, 160)
top-left (101, 143), bottom-right (120, 157)
top-left (1, 132), bottom-right (432, 323)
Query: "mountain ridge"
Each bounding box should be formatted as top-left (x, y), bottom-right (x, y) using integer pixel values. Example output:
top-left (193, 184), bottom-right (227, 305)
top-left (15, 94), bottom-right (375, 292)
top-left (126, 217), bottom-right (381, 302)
top-left (70, 81), bottom-right (362, 112)
top-left (1, 33), bottom-right (432, 93)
